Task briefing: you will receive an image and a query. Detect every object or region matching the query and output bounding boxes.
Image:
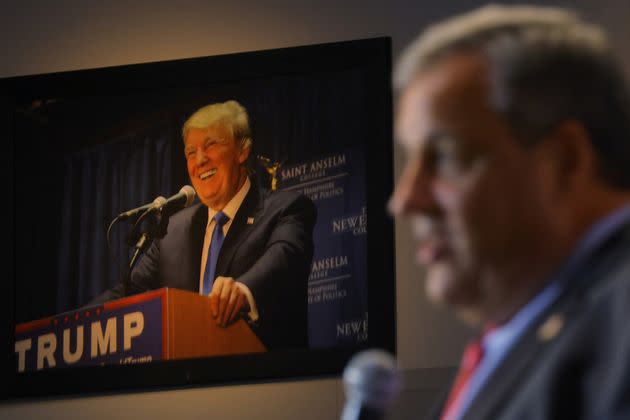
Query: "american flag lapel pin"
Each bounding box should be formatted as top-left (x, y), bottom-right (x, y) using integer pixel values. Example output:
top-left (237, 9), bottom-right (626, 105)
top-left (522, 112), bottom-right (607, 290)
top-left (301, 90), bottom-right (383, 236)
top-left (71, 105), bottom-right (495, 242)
top-left (247, 217), bottom-right (255, 225)
top-left (537, 313), bottom-right (565, 342)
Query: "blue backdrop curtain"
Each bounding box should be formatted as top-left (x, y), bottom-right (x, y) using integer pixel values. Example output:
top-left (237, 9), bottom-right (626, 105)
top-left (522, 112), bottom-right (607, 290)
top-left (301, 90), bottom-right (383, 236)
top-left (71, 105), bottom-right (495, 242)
top-left (56, 124), bottom-right (184, 313)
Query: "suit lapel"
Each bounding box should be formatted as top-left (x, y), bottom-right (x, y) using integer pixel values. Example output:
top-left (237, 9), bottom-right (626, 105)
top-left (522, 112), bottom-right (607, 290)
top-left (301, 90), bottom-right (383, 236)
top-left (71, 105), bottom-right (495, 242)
top-left (215, 184), bottom-right (263, 276)
top-left (462, 223), bottom-right (630, 420)
top-left (461, 303), bottom-right (574, 420)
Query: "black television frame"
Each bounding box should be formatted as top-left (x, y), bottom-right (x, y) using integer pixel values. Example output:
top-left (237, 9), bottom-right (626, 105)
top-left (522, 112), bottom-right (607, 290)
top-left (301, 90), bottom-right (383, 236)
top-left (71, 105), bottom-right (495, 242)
top-left (1, 37), bottom-right (395, 399)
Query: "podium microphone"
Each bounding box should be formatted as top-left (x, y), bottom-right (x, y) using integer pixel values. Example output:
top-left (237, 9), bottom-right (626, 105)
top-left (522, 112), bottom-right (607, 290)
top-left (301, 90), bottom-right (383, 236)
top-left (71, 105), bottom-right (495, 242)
top-left (341, 349), bottom-right (402, 420)
top-left (154, 185), bottom-right (196, 218)
top-left (128, 185), bottom-right (196, 242)
top-left (117, 196), bottom-right (167, 221)
top-left (117, 185), bottom-right (196, 222)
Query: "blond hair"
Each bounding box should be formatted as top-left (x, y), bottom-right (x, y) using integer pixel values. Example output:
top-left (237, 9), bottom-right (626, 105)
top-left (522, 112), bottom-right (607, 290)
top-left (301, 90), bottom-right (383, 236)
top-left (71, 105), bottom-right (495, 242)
top-left (182, 100), bottom-right (252, 149)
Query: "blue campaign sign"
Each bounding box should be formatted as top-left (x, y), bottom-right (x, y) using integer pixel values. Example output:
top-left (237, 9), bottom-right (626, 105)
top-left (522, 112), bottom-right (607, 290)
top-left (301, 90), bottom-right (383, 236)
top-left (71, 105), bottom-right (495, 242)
top-left (15, 296), bottom-right (164, 372)
top-left (278, 148), bottom-right (368, 348)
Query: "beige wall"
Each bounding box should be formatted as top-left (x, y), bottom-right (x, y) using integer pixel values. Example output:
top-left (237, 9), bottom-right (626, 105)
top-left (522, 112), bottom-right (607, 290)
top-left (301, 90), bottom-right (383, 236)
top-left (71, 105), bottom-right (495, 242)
top-left (2, 0), bottom-right (628, 418)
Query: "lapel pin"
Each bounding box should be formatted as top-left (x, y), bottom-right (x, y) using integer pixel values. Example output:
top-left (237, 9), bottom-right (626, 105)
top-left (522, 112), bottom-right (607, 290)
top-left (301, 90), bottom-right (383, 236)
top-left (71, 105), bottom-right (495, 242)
top-left (247, 217), bottom-right (255, 225)
top-left (537, 313), bottom-right (564, 342)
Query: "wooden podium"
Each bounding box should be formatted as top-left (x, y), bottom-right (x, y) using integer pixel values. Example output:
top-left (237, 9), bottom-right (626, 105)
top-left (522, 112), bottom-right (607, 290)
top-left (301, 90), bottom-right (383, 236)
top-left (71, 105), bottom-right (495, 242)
top-left (14, 288), bottom-right (266, 372)
top-left (161, 288), bottom-right (266, 359)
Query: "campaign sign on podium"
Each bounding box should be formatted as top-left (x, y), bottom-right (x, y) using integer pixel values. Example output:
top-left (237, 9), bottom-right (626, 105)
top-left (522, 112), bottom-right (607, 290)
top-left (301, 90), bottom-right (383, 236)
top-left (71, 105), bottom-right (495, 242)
top-left (14, 288), bottom-right (266, 373)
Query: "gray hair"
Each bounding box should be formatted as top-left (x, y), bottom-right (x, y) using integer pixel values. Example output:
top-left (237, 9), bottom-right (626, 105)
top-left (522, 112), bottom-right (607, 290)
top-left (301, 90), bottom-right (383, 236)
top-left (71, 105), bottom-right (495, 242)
top-left (395, 4), bottom-right (630, 188)
top-left (182, 100), bottom-right (253, 150)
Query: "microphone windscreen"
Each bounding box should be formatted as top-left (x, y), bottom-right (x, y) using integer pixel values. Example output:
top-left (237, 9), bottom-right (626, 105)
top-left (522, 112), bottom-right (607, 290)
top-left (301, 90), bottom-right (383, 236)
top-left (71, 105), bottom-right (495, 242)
top-left (341, 349), bottom-right (402, 420)
top-left (179, 185), bottom-right (196, 207)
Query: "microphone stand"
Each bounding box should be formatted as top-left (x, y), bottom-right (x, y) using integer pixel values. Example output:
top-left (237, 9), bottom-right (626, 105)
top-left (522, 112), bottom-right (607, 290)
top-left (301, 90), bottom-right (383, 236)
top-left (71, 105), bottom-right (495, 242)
top-left (125, 232), bottom-right (149, 296)
top-left (122, 207), bottom-right (169, 296)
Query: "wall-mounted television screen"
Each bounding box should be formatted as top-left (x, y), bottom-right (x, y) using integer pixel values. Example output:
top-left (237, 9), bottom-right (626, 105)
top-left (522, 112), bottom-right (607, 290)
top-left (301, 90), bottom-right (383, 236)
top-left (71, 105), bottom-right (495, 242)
top-left (2, 37), bottom-right (395, 398)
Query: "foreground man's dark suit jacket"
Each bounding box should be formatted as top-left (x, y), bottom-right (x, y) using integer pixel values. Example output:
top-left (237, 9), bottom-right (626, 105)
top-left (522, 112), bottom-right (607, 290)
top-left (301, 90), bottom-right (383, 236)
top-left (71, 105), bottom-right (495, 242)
top-left (92, 184), bottom-right (317, 350)
top-left (432, 222), bottom-right (630, 420)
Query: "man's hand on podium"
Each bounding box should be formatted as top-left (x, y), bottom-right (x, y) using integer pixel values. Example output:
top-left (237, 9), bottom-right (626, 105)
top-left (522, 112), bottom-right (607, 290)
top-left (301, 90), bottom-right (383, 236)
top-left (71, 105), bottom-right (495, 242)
top-left (209, 277), bottom-right (249, 327)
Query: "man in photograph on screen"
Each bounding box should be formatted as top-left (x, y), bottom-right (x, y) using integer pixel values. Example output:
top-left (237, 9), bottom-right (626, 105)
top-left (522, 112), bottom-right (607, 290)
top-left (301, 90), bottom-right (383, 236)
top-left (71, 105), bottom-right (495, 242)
top-left (388, 5), bottom-right (630, 420)
top-left (92, 100), bottom-right (317, 350)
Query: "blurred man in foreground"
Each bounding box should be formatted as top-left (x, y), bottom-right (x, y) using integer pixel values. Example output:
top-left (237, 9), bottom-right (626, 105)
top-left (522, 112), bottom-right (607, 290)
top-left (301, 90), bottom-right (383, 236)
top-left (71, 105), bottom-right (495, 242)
top-left (389, 5), bottom-right (630, 419)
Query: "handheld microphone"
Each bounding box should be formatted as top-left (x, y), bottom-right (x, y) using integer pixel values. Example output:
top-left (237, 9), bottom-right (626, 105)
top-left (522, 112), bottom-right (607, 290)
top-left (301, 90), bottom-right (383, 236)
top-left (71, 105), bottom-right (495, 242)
top-left (117, 196), bottom-right (167, 221)
top-left (341, 349), bottom-right (402, 420)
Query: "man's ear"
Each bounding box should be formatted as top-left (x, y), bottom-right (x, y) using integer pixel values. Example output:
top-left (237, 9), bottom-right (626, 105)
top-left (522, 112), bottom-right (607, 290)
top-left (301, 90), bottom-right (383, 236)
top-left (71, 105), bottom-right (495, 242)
top-left (543, 120), bottom-right (596, 193)
top-left (238, 141), bottom-right (251, 164)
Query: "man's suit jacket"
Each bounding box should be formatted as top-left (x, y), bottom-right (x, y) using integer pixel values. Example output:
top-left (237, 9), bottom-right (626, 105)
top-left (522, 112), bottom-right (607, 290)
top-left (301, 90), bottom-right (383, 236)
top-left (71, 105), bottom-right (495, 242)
top-left (92, 184), bottom-right (317, 350)
top-left (432, 222), bottom-right (630, 420)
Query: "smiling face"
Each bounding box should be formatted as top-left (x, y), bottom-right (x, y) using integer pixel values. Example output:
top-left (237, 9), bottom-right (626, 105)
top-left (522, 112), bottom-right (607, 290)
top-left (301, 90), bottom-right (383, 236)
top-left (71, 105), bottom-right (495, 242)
top-left (184, 124), bottom-right (250, 211)
top-left (389, 53), bottom-right (564, 323)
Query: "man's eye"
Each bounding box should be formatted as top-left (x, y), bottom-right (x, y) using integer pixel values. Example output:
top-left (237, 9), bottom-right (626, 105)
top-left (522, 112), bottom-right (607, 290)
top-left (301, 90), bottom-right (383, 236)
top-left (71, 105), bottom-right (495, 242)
top-left (435, 144), bottom-right (456, 162)
top-left (204, 140), bottom-right (219, 149)
top-left (432, 138), bottom-right (476, 178)
top-left (436, 158), bottom-right (460, 178)
top-left (434, 141), bottom-right (458, 166)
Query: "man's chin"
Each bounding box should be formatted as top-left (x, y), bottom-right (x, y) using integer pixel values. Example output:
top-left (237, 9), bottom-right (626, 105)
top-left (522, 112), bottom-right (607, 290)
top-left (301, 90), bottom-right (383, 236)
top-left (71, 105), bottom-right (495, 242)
top-left (424, 263), bottom-right (458, 304)
top-left (195, 189), bottom-right (220, 209)
top-left (424, 262), bottom-right (475, 305)
top-left (424, 263), bottom-right (484, 325)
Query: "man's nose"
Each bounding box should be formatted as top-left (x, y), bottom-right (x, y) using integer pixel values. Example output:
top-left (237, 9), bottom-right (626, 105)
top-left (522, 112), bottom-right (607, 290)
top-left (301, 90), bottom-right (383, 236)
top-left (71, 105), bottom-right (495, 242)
top-left (388, 160), bottom-right (439, 217)
top-left (195, 148), bottom-right (208, 165)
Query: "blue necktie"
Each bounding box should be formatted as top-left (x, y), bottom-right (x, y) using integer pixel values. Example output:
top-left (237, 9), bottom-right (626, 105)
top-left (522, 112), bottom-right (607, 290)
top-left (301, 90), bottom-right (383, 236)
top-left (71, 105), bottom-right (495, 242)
top-left (202, 211), bottom-right (230, 295)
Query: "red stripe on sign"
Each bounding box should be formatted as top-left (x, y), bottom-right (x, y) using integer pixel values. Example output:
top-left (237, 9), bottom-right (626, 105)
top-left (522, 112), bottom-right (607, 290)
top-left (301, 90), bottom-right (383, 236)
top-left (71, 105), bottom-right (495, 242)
top-left (104, 288), bottom-right (167, 311)
top-left (15, 317), bottom-right (53, 334)
top-left (162, 290), bottom-right (168, 359)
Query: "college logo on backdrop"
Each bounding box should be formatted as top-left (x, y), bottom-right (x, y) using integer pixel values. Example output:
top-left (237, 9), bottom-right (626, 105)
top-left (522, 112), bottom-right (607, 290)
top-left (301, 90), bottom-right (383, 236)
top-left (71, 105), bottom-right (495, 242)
top-left (279, 148), bottom-right (368, 347)
top-left (332, 207), bottom-right (367, 236)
